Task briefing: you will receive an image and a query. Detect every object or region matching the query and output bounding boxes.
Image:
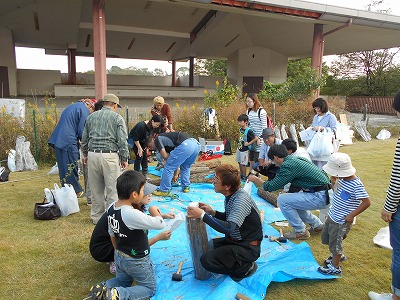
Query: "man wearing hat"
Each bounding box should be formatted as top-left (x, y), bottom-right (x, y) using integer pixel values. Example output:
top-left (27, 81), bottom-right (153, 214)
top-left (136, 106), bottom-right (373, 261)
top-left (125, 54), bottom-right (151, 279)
top-left (81, 94), bottom-right (129, 225)
top-left (49, 98), bottom-right (97, 197)
top-left (252, 127), bottom-right (282, 179)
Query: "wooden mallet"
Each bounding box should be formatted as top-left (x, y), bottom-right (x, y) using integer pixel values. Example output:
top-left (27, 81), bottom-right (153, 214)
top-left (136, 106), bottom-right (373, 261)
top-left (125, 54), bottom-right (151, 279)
top-left (172, 261), bottom-right (184, 281)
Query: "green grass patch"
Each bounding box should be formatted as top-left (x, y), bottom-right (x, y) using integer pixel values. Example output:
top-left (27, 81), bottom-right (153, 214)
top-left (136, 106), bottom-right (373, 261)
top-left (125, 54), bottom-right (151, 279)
top-left (0, 138), bottom-right (395, 299)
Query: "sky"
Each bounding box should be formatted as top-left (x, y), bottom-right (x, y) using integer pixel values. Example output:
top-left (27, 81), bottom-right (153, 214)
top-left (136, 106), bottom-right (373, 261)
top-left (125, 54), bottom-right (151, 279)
top-left (15, 0), bottom-right (400, 73)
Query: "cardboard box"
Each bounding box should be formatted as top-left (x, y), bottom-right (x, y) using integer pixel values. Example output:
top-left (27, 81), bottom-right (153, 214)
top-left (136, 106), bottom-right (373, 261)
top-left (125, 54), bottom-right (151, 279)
top-left (199, 138), bottom-right (224, 154)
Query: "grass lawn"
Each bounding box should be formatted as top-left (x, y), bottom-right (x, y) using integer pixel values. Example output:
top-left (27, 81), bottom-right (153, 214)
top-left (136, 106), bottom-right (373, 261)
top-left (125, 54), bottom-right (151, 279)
top-left (0, 138), bottom-right (396, 299)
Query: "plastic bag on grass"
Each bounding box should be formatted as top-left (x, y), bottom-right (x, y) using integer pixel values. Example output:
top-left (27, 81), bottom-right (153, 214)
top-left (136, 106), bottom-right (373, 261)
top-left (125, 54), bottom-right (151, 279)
top-left (53, 183), bottom-right (80, 216)
top-left (7, 149), bottom-right (16, 172)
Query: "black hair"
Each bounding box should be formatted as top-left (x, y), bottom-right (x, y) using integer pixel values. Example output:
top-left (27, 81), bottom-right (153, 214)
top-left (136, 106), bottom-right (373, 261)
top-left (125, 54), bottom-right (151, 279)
top-left (312, 97), bottom-right (329, 113)
top-left (267, 144), bottom-right (289, 161)
top-left (151, 115), bottom-right (162, 123)
top-left (281, 138), bottom-right (297, 153)
top-left (116, 170), bottom-right (146, 200)
top-left (393, 90), bottom-right (400, 113)
top-left (94, 101), bottom-right (103, 111)
top-left (237, 114), bottom-right (249, 122)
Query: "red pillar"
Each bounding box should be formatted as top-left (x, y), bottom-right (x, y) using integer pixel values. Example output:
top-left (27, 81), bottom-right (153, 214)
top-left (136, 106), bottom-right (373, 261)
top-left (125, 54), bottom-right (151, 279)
top-left (67, 48), bottom-right (77, 85)
top-left (311, 24), bottom-right (324, 75)
top-left (172, 60), bottom-right (176, 87)
top-left (93, 0), bottom-right (107, 100)
top-left (189, 57), bottom-right (194, 87)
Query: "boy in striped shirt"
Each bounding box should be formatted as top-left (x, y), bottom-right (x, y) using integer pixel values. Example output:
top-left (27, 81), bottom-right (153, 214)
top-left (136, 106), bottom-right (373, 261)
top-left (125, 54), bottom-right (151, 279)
top-left (318, 152), bottom-right (371, 276)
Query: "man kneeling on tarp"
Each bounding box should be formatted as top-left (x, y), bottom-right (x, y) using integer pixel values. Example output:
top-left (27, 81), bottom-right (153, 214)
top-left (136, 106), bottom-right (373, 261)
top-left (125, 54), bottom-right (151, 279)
top-left (187, 164), bottom-right (263, 282)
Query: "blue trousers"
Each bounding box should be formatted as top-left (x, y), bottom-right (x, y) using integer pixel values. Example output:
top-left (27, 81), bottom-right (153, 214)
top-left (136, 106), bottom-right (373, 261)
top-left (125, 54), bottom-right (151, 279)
top-left (106, 251), bottom-right (156, 299)
top-left (55, 146), bottom-right (82, 194)
top-left (277, 190), bottom-right (330, 232)
top-left (391, 210), bottom-right (400, 296)
top-left (159, 138), bottom-right (201, 191)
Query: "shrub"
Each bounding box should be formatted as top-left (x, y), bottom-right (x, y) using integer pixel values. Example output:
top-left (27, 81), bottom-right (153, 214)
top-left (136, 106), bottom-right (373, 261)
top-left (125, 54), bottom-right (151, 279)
top-left (0, 98), bottom-right (57, 164)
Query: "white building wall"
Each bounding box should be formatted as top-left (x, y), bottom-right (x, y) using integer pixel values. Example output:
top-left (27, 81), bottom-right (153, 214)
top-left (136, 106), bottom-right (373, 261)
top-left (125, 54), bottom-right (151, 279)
top-left (17, 69), bottom-right (61, 96)
top-left (227, 46), bottom-right (288, 88)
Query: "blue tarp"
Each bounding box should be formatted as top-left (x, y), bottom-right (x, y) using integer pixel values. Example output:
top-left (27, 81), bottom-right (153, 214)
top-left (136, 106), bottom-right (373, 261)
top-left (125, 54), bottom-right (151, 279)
top-left (147, 179), bottom-right (336, 299)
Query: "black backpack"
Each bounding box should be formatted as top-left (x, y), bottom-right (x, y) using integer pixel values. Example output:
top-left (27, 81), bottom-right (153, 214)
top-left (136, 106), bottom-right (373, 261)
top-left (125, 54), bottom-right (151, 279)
top-left (0, 167), bottom-right (10, 182)
top-left (223, 139), bottom-right (232, 155)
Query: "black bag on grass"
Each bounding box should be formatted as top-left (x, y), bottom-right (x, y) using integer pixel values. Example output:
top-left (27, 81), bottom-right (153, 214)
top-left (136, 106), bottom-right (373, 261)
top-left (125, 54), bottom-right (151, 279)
top-left (0, 167), bottom-right (10, 182)
top-left (34, 194), bottom-right (61, 220)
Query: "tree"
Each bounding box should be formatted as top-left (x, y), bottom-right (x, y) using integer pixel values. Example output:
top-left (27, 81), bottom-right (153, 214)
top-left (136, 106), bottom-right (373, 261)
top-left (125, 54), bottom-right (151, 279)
top-left (153, 68), bottom-right (166, 76)
top-left (194, 59), bottom-right (227, 76)
top-left (176, 67), bottom-right (189, 77)
top-left (329, 48), bottom-right (400, 95)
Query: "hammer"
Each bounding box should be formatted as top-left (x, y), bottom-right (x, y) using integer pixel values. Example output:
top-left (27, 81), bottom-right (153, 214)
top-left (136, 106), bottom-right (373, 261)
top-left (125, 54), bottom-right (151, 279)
top-left (269, 236), bottom-right (288, 250)
top-left (278, 228), bottom-right (288, 243)
top-left (172, 261), bottom-right (183, 281)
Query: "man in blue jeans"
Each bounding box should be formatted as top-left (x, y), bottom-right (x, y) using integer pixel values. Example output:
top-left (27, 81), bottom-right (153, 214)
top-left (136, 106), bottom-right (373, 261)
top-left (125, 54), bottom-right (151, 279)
top-left (248, 144), bottom-right (331, 240)
top-left (151, 132), bottom-right (201, 196)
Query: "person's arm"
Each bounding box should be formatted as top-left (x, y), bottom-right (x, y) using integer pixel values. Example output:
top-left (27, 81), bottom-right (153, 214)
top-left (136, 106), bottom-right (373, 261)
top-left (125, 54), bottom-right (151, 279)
top-left (186, 205), bottom-right (236, 234)
top-left (116, 116), bottom-right (129, 169)
top-left (77, 107), bottom-right (90, 141)
top-left (345, 197), bottom-right (371, 223)
top-left (158, 148), bottom-right (169, 160)
top-left (110, 236), bottom-right (117, 250)
top-left (149, 230), bottom-right (172, 246)
top-left (163, 104), bottom-right (173, 130)
top-left (134, 140), bottom-right (143, 157)
top-left (382, 138), bottom-right (400, 221)
top-left (259, 108), bottom-right (268, 128)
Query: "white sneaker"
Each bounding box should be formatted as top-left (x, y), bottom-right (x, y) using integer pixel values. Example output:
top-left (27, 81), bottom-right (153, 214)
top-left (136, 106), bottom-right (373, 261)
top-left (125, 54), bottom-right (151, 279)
top-left (368, 291), bottom-right (393, 300)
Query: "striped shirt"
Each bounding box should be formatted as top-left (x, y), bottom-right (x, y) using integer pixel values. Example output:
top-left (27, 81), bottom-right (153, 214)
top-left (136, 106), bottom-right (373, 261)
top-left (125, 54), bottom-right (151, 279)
top-left (384, 137), bottom-right (400, 213)
top-left (263, 155), bottom-right (330, 192)
top-left (225, 189), bottom-right (263, 241)
top-left (81, 107), bottom-right (129, 161)
top-left (328, 177), bottom-right (369, 224)
top-left (247, 108), bottom-right (268, 152)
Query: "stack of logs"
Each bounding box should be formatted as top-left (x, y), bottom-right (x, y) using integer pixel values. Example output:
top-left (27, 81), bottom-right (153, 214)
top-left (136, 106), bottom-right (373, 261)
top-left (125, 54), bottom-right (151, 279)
top-left (147, 159), bottom-right (222, 186)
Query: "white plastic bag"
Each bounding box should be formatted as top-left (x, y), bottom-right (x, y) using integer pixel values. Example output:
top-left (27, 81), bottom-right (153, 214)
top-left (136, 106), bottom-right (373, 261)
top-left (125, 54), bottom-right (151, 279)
top-left (7, 149), bottom-right (16, 172)
top-left (373, 226), bottom-right (392, 250)
top-left (376, 129), bottom-right (391, 140)
top-left (53, 183), bottom-right (80, 216)
top-left (299, 127), bottom-right (315, 142)
top-left (307, 130), bottom-right (333, 157)
top-left (47, 163), bottom-right (59, 175)
top-left (243, 181), bottom-right (254, 196)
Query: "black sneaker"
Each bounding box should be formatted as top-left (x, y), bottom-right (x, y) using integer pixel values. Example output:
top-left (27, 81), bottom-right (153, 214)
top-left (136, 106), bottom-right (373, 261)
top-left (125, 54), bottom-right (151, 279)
top-left (318, 262), bottom-right (342, 276)
top-left (231, 262), bottom-right (258, 282)
top-left (324, 254), bottom-right (347, 266)
top-left (83, 282), bottom-right (107, 300)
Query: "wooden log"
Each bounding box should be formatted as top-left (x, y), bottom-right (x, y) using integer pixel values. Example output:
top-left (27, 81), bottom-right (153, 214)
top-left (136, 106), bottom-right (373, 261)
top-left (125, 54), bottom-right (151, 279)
top-left (257, 188), bottom-right (278, 207)
top-left (193, 159), bottom-right (221, 169)
top-left (190, 166), bottom-right (210, 174)
top-left (147, 171), bottom-right (213, 186)
top-left (186, 208), bottom-right (212, 280)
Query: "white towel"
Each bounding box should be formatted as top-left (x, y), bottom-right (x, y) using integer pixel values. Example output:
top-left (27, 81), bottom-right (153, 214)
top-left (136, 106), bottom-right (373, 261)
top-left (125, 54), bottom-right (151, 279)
top-left (208, 108), bottom-right (216, 126)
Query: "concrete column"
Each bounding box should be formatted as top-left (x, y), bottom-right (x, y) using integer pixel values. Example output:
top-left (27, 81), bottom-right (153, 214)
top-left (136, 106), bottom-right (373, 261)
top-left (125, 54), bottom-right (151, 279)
top-left (0, 26), bottom-right (17, 96)
top-left (172, 60), bottom-right (176, 87)
top-left (311, 24), bottom-right (324, 75)
top-left (67, 48), bottom-right (77, 85)
top-left (93, 0), bottom-right (107, 100)
top-left (189, 57), bottom-right (194, 87)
